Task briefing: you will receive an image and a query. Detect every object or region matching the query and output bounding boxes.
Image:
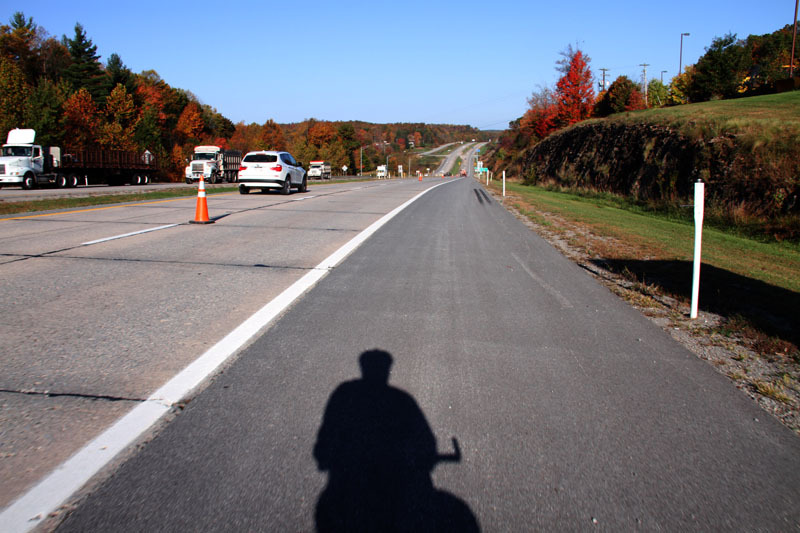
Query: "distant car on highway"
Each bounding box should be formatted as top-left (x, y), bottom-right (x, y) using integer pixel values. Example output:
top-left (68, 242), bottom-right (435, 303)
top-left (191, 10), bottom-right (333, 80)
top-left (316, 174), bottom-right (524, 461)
top-left (238, 150), bottom-right (307, 195)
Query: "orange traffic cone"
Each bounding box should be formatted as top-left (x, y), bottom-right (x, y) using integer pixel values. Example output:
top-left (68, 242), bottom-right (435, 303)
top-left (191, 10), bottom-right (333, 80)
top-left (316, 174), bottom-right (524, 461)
top-left (418, 172), bottom-right (422, 182)
top-left (189, 176), bottom-right (213, 224)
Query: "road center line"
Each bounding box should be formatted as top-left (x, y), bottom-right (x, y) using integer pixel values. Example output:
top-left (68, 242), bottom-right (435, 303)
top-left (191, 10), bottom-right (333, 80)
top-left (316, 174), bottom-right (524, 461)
top-left (81, 224), bottom-right (181, 245)
top-left (0, 178), bottom-right (459, 533)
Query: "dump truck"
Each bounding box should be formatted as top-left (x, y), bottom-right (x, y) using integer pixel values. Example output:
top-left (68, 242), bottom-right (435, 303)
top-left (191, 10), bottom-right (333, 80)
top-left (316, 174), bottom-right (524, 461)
top-left (0, 129), bottom-right (157, 189)
top-left (307, 160), bottom-right (331, 180)
top-left (184, 145), bottom-right (242, 184)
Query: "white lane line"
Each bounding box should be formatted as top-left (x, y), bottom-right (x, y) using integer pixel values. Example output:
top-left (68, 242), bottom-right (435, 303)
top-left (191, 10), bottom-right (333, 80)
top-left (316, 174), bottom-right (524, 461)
top-left (1, 179), bottom-right (458, 533)
top-left (81, 224), bottom-right (180, 245)
top-left (292, 195), bottom-right (317, 201)
top-left (511, 252), bottom-right (573, 309)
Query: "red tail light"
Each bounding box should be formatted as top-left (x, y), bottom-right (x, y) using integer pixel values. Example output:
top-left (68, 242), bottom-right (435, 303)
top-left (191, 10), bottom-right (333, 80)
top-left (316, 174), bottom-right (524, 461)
top-left (238, 165), bottom-right (247, 171)
top-left (270, 164), bottom-right (283, 172)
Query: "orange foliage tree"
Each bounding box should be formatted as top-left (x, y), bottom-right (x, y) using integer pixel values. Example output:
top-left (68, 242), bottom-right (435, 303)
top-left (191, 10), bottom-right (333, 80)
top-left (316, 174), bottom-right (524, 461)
top-left (176, 101), bottom-right (204, 143)
top-left (259, 119), bottom-right (286, 150)
top-left (308, 121), bottom-right (336, 147)
top-left (62, 88), bottom-right (99, 149)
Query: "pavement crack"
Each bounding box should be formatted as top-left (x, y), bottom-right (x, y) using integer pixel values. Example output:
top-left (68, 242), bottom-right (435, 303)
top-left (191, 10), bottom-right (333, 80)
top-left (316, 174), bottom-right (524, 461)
top-left (0, 388), bottom-right (145, 402)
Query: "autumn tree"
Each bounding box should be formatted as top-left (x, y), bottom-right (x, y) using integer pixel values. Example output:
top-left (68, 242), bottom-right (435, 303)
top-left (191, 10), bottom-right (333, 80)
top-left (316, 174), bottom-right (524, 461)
top-left (62, 88), bottom-right (100, 149)
top-left (0, 55), bottom-right (28, 139)
top-left (176, 101), bottom-right (204, 143)
top-left (308, 121), bottom-right (336, 147)
top-left (521, 86), bottom-right (558, 139)
top-left (0, 12), bottom-right (41, 82)
top-left (259, 119), bottom-right (286, 150)
top-left (666, 66), bottom-right (695, 106)
top-left (99, 83), bottom-right (138, 150)
top-left (554, 47), bottom-right (594, 126)
top-left (593, 76), bottom-right (645, 116)
top-left (63, 23), bottom-right (110, 104)
top-left (229, 122), bottom-right (262, 153)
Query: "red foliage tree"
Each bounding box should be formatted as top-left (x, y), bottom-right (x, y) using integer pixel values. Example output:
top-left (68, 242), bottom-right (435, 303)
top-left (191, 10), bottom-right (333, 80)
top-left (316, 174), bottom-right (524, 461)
top-left (521, 86), bottom-right (559, 139)
top-left (555, 49), bottom-right (594, 126)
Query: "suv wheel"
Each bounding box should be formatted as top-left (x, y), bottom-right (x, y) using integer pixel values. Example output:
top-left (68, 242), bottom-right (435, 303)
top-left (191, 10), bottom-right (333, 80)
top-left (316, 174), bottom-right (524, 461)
top-left (239, 185), bottom-right (249, 195)
top-left (280, 178), bottom-right (291, 195)
top-left (298, 174), bottom-right (307, 193)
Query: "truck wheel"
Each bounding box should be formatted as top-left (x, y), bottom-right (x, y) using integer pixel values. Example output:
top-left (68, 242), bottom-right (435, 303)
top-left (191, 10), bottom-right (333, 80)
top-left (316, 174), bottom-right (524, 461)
top-left (22, 173), bottom-right (36, 190)
top-left (134, 175), bottom-right (143, 185)
top-left (56, 174), bottom-right (67, 188)
top-left (67, 174), bottom-right (79, 188)
top-left (143, 175), bottom-right (150, 184)
top-left (186, 178), bottom-right (193, 184)
top-left (280, 178), bottom-right (291, 195)
top-left (239, 185), bottom-right (249, 195)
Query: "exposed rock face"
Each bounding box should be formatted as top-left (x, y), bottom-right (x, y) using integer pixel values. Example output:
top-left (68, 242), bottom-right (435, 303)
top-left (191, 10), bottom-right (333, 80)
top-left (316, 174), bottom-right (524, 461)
top-left (522, 121), bottom-right (798, 217)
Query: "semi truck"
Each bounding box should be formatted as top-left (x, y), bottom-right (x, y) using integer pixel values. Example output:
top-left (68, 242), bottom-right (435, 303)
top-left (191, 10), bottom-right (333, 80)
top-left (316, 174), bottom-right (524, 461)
top-left (184, 145), bottom-right (242, 184)
top-left (307, 160), bottom-right (331, 180)
top-left (0, 129), bottom-right (157, 189)
top-left (376, 165), bottom-right (387, 179)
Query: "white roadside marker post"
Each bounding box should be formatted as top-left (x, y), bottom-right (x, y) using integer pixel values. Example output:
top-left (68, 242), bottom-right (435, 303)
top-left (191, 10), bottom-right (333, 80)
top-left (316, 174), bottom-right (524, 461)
top-left (690, 180), bottom-right (705, 319)
top-left (503, 170), bottom-right (506, 197)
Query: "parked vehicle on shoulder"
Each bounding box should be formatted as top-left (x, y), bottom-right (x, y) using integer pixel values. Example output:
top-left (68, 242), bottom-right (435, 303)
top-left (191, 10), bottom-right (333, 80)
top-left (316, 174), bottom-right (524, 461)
top-left (184, 145), bottom-right (241, 184)
top-left (237, 150), bottom-right (306, 195)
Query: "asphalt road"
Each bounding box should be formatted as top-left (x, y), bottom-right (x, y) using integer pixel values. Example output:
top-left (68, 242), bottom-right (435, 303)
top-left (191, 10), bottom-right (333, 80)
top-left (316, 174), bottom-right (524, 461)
top-left (0, 177), bottom-right (442, 515)
top-left (0, 177), bottom-right (366, 202)
top-left (52, 177), bottom-right (800, 530)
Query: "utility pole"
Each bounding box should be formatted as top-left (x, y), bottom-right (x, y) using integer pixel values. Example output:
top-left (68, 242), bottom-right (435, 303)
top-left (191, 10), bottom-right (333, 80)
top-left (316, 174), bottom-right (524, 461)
top-left (598, 68), bottom-right (609, 91)
top-left (640, 63), bottom-right (650, 107)
top-left (661, 70), bottom-right (667, 83)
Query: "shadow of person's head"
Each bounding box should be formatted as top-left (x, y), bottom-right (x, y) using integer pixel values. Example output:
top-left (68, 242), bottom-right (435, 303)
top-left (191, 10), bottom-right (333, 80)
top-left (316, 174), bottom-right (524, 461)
top-left (359, 349), bottom-right (392, 385)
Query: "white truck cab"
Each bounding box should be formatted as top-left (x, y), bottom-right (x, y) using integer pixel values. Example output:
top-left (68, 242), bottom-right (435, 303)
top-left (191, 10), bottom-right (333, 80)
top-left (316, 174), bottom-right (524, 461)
top-left (185, 146), bottom-right (223, 184)
top-left (0, 129), bottom-right (60, 189)
top-left (307, 160), bottom-right (331, 179)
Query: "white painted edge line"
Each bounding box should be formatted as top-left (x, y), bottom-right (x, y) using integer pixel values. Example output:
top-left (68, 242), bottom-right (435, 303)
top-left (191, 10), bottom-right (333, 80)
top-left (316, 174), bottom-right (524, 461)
top-left (1, 178), bottom-right (459, 532)
top-left (81, 224), bottom-right (180, 245)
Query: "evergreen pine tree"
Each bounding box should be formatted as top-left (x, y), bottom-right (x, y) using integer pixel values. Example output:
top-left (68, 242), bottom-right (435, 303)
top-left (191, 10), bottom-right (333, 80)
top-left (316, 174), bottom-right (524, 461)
top-left (63, 23), bottom-right (110, 104)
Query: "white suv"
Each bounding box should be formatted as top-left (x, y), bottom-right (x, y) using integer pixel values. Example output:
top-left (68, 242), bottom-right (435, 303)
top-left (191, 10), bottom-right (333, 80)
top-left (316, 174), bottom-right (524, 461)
top-left (238, 150), bottom-right (307, 195)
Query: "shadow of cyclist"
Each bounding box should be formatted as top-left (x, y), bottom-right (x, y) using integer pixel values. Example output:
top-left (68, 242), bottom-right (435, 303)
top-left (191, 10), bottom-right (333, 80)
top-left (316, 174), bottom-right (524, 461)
top-left (313, 349), bottom-right (479, 532)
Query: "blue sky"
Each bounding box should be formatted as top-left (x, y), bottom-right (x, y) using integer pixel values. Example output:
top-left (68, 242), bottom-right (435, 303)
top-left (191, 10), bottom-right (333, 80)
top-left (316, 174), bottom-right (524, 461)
top-left (3, 0), bottom-right (795, 129)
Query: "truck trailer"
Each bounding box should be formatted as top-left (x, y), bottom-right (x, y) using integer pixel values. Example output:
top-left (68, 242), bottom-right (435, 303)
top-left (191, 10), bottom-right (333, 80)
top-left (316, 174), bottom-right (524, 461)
top-left (184, 145), bottom-right (242, 184)
top-left (0, 129), bottom-right (157, 189)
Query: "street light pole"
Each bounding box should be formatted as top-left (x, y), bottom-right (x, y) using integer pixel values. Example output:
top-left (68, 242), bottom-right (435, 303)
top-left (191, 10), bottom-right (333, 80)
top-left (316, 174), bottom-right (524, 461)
top-left (791, 0), bottom-right (799, 78)
top-left (679, 32), bottom-right (690, 76)
top-left (661, 70), bottom-right (667, 83)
